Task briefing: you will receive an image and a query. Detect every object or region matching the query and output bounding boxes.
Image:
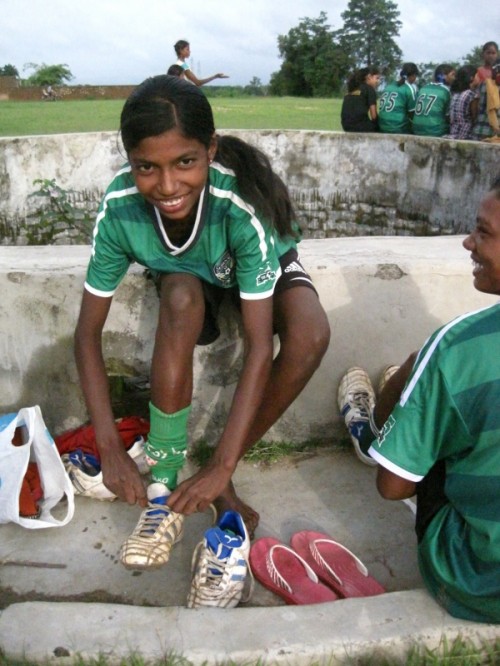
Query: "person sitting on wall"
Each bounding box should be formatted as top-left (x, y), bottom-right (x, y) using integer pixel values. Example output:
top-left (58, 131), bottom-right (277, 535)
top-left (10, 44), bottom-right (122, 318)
top-left (471, 61), bottom-right (500, 142)
top-left (337, 176), bottom-right (500, 623)
top-left (412, 64), bottom-right (456, 137)
top-left (378, 62), bottom-right (420, 135)
top-left (444, 65), bottom-right (479, 140)
top-left (340, 66), bottom-right (381, 133)
top-left (173, 39), bottom-right (229, 86)
top-left (476, 41), bottom-right (499, 82)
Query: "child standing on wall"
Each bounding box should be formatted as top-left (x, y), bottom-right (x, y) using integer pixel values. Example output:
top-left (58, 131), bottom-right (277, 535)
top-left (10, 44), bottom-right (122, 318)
top-left (74, 75), bottom-right (330, 567)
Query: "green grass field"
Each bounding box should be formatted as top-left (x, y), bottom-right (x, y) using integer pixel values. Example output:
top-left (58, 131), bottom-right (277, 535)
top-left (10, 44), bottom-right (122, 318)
top-left (0, 97), bottom-right (343, 137)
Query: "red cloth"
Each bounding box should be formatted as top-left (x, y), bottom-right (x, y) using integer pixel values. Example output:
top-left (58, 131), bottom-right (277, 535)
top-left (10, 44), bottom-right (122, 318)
top-left (54, 415), bottom-right (150, 458)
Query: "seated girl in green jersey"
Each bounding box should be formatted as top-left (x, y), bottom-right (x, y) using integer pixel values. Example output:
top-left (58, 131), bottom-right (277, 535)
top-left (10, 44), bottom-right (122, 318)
top-left (413, 64), bottom-right (456, 137)
top-left (378, 63), bottom-right (419, 134)
top-left (339, 177), bottom-right (500, 623)
top-left (74, 75), bottom-right (330, 567)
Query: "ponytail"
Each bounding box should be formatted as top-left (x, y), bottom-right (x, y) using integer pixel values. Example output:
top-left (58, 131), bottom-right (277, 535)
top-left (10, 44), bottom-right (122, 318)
top-left (215, 135), bottom-right (297, 238)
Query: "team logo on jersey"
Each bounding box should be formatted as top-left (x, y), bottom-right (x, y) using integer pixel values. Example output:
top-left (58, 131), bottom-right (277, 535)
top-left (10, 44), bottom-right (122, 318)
top-left (213, 250), bottom-right (235, 285)
top-left (376, 414), bottom-right (396, 446)
top-left (256, 262), bottom-right (276, 287)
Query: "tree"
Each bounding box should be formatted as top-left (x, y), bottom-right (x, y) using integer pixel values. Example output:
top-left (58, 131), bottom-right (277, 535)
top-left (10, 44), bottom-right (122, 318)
top-left (461, 45), bottom-right (483, 69)
top-left (338, 0), bottom-right (402, 75)
top-left (23, 62), bottom-right (74, 86)
top-left (0, 64), bottom-right (19, 77)
top-left (244, 76), bottom-right (266, 96)
top-left (270, 12), bottom-right (350, 97)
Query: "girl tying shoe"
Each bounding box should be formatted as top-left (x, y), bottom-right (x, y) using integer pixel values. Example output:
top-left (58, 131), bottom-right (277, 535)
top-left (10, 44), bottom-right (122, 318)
top-left (74, 75), bottom-right (330, 568)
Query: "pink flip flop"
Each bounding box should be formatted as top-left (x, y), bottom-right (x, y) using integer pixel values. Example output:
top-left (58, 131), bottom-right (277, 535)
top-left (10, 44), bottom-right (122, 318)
top-left (290, 530), bottom-right (385, 598)
top-left (249, 537), bottom-right (339, 605)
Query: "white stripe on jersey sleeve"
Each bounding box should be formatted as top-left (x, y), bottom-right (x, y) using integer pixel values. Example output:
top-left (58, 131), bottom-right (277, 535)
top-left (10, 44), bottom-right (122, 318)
top-left (399, 304), bottom-right (498, 407)
top-left (240, 286), bottom-right (275, 300)
top-left (84, 281), bottom-right (116, 298)
top-left (209, 185), bottom-right (269, 262)
top-left (368, 447), bottom-right (424, 482)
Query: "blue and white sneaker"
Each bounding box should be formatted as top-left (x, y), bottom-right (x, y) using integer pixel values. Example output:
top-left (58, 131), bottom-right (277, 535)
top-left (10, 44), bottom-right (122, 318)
top-left (120, 482), bottom-right (184, 569)
top-left (187, 510), bottom-right (253, 608)
top-left (337, 367), bottom-right (377, 466)
top-left (62, 436), bottom-right (149, 501)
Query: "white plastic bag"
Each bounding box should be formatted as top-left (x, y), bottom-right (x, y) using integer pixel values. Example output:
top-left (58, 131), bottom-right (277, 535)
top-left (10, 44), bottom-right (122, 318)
top-left (0, 405), bottom-right (75, 528)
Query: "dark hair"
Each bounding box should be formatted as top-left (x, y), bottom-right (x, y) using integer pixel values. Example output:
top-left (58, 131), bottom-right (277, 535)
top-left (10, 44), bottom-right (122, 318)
top-left (450, 65), bottom-right (477, 93)
top-left (346, 66), bottom-right (380, 92)
top-left (167, 64), bottom-right (184, 77)
top-left (397, 62), bottom-right (419, 86)
top-left (120, 75), bottom-right (296, 237)
top-left (434, 64), bottom-right (454, 83)
top-left (174, 40), bottom-right (189, 56)
top-left (482, 41), bottom-right (498, 53)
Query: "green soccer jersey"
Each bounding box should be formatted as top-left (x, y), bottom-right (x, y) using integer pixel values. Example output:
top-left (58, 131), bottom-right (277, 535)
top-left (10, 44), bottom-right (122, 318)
top-left (369, 304), bottom-right (500, 623)
top-left (412, 82), bottom-right (451, 137)
top-left (85, 162), bottom-right (297, 299)
top-left (378, 80), bottom-right (417, 134)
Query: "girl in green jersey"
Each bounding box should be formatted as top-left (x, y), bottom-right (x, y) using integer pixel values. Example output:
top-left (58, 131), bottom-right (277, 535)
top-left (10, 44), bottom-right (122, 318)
top-left (75, 76), bottom-right (330, 554)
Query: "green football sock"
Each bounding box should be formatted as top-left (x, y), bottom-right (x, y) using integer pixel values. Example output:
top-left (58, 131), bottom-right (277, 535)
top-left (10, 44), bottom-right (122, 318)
top-left (145, 402), bottom-right (191, 490)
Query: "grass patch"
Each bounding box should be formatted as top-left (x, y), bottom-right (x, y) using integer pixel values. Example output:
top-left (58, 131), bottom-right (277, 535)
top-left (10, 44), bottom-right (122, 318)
top-left (189, 437), bottom-right (336, 468)
top-left (1, 636), bottom-right (500, 665)
top-left (0, 97), bottom-right (344, 137)
top-left (351, 635), bottom-right (500, 665)
top-left (0, 100), bottom-right (124, 137)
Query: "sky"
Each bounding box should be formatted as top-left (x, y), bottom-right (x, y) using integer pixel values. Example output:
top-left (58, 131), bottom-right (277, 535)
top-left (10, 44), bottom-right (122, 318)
top-left (2, 0), bottom-right (499, 86)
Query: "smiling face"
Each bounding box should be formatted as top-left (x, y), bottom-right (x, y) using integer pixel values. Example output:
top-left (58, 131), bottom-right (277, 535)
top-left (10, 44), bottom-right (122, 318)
top-left (463, 191), bottom-right (500, 295)
top-left (129, 127), bottom-right (216, 225)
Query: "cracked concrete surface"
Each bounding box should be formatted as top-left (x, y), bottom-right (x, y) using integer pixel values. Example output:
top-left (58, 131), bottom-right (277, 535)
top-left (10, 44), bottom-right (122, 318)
top-left (2, 448), bottom-right (496, 663)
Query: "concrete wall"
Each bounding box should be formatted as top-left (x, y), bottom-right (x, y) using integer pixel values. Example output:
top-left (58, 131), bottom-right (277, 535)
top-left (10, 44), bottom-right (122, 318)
top-left (0, 239), bottom-right (495, 442)
top-left (1, 131), bottom-right (498, 245)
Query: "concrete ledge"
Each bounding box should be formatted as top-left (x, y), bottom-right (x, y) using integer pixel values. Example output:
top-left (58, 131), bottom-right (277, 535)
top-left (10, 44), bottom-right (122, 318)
top-left (1, 592), bottom-right (498, 664)
top-left (0, 237), bottom-right (496, 439)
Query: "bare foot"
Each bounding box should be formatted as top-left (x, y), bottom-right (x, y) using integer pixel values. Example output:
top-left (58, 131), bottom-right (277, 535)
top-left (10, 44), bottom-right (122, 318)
top-left (214, 481), bottom-right (259, 539)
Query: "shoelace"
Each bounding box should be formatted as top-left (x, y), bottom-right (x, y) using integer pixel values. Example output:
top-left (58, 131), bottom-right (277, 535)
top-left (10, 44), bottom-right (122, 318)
top-left (136, 499), bottom-right (172, 537)
top-left (350, 391), bottom-right (372, 418)
top-left (192, 541), bottom-right (255, 602)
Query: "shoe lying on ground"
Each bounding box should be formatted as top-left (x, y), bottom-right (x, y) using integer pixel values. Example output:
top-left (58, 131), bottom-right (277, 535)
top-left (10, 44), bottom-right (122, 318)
top-left (62, 436), bottom-right (149, 501)
top-left (377, 364), bottom-right (400, 395)
top-left (120, 482), bottom-right (184, 570)
top-left (337, 367), bottom-right (377, 467)
top-left (187, 510), bottom-right (253, 608)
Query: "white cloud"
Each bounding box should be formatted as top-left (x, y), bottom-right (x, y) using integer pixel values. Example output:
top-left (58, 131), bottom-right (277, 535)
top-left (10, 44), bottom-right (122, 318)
top-left (1, 0), bottom-right (499, 85)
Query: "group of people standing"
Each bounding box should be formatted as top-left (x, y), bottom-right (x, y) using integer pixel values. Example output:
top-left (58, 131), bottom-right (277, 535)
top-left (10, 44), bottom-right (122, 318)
top-left (341, 40), bottom-right (500, 141)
